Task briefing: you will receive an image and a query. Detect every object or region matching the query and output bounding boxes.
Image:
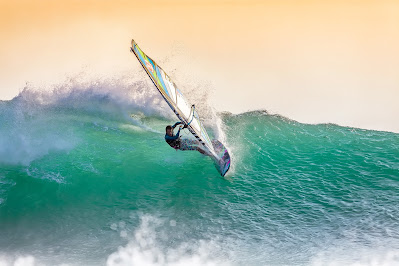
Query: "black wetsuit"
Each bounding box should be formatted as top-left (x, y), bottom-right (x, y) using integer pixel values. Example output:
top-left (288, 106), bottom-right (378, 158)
top-left (165, 122), bottom-right (183, 149)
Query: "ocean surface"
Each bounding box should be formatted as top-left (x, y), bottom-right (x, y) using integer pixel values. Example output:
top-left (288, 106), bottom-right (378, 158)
top-left (0, 80), bottom-right (398, 266)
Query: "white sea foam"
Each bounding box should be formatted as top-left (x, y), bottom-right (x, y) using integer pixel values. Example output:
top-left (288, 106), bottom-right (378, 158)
top-left (1, 214), bottom-right (398, 266)
top-left (106, 214), bottom-right (231, 266)
top-left (0, 255), bottom-right (35, 266)
top-left (25, 167), bottom-right (66, 184)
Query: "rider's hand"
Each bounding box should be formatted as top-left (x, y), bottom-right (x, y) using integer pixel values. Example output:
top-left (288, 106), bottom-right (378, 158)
top-left (183, 124), bottom-right (188, 129)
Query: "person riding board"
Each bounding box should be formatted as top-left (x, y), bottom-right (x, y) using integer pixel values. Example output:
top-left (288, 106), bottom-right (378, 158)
top-left (165, 122), bottom-right (207, 154)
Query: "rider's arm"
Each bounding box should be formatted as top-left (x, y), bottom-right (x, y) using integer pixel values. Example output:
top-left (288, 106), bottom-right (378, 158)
top-left (172, 121), bottom-right (183, 129)
top-left (175, 127), bottom-right (181, 138)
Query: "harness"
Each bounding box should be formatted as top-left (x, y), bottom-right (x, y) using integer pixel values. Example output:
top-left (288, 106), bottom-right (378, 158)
top-left (165, 136), bottom-right (180, 149)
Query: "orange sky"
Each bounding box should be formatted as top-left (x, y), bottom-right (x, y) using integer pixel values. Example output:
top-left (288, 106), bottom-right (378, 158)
top-left (1, 0), bottom-right (399, 132)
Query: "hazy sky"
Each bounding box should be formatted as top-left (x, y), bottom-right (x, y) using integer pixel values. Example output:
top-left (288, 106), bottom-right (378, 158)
top-left (1, 0), bottom-right (398, 132)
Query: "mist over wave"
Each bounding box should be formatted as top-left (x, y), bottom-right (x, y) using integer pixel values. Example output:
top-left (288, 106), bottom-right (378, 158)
top-left (0, 75), bottom-right (220, 166)
top-left (0, 77), bottom-right (398, 266)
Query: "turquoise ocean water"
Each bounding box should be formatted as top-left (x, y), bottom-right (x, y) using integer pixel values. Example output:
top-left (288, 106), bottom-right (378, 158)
top-left (0, 80), bottom-right (398, 266)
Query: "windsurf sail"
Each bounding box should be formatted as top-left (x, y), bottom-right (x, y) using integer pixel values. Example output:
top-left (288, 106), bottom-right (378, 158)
top-left (130, 40), bottom-right (230, 176)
